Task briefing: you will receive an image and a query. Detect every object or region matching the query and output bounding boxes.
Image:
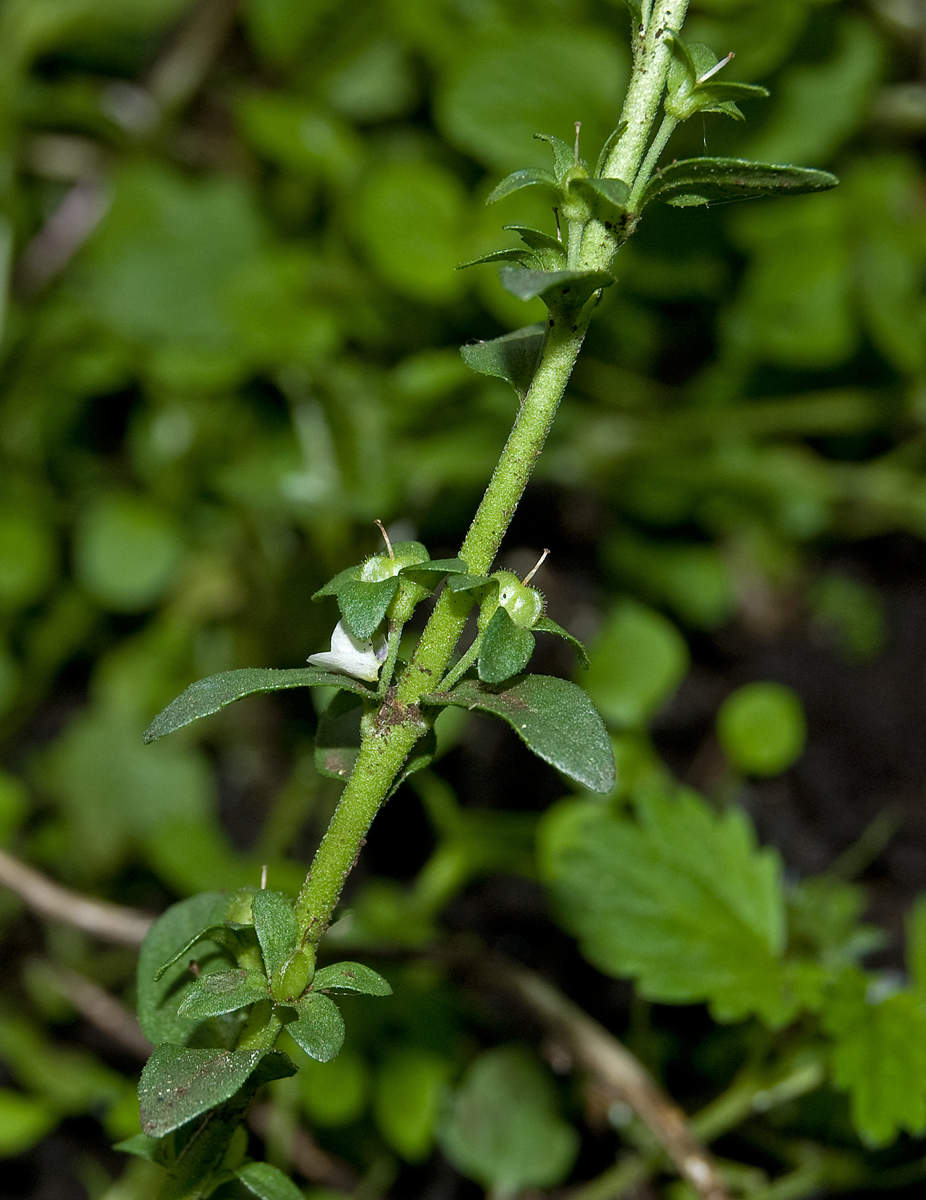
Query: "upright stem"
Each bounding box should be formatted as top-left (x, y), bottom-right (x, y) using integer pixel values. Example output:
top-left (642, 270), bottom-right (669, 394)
top-left (295, 0), bottom-right (692, 944)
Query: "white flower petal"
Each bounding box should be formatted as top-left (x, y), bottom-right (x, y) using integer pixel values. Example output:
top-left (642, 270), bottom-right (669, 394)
top-left (308, 621), bottom-right (384, 682)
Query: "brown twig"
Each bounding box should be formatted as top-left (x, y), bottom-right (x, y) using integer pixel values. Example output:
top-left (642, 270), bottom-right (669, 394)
top-left (493, 963), bottom-right (730, 1200)
top-left (34, 961), bottom-right (153, 1059)
top-left (0, 848), bottom-right (154, 945)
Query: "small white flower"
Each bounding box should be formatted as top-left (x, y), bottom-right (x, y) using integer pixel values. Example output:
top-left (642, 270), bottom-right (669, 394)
top-left (308, 621), bottom-right (387, 682)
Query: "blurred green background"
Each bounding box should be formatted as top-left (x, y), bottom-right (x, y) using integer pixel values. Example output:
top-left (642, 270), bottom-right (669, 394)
top-left (1, 0), bottom-right (926, 1195)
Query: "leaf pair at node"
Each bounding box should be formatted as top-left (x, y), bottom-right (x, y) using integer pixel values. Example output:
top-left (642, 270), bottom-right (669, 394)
top-left (313, 540), bottom-right (466, 641)
top-left (135, 889), bottom-right (391, 1140)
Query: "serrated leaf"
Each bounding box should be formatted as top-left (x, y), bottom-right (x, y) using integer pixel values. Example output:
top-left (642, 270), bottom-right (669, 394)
top-left (439, 1045), bottom-right (578, 1192)
top-left (461, 324), bottom-right (546, 399)
top-left (138, 1045), bottom-right (264, 1137)
top-left (315, 690), bottom-right (364, 781)
top-left (334, 577), bottom-right (398, 640)
top-left (567, 176), bottom-right (630, 225)
top-left (313, 961), bottom-right (392, 996)
top-left (252, 890), bottom-right (299, 981)
top-left (546, 790), bottom-right (798, 1025)
top-left (533, 617), bottom-right (589, 668)
top-left (144, 667), bottom-right (371, 742)
top-left (478, 609), bottom-right (535, 684)
top-left (237, 1161), bottom-right (306, 1200)
top-left (423, 675), bottom-right (614, 793)
top-left (487, 168), bottom-right (558, 204)
top-left (138, 893), bottom-right (234, 1045)
top-left (177, 970), bottom-right (269, 1020)
top-left (642, 157), bottom-right (839, 209)
top-left (823, 968), bottom-right (926, 1146)
top-left (288, 993), bottom-right (345, 1062)
top-left (499, 265), bottom-right (613, 310)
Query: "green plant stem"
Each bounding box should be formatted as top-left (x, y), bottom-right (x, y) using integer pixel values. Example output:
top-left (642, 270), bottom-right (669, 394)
top-left (294, 0), bottom-right (693, 947)
top-left (629, 113), bottom-right (678, 209)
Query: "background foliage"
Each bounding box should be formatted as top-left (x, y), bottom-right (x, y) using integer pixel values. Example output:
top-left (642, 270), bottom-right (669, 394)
top-left (1, 0), bottom-right (926, 1196)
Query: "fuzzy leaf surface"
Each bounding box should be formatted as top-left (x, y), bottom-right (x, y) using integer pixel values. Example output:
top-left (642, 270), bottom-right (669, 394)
top-left (177, 970), bottom-right (269, 1020)
top-left (823, 968), bottom-right (926, 1146)
top-left (288, 992), bottom-right (345, 1062)
top-left (424, 675), bottom-right (614, 793)
top-left (533, 616), bottom-right (589, 667)
top-left (486, 167), bottom-right (557, 204)
top-left (478, 609), bottom-right (535, 683)
top-left (333, 577), bottom-right (398, 640)
top-left (313, 962), bottom-right (392, 996)
top-left (547, 790), bottom-right (799, 1024)
top-left (499, 265), bottom-right (613, 309)
top-left (144, 668), bottom-right (370, 742)
top-left (252, 890), bottom-right (299, 980)
top-left (137, 893), bottom-right (233, 1045)
top-left (138, 1045), bottom-right (264, 1137)
top-left (642, 157), bottom-right (839, 208)
top-left (568, 176), bottom-right (630, 223)
top-left (460, 324), bottom-right (546, 398)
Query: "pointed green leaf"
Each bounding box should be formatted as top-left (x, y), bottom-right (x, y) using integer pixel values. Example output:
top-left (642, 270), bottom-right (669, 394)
top-left (313, 961), bottom-right (392, 996)
top-left (177, 970), bottom-right (269, 1020)
top-left (700, 81), bottom-right (769, 104)
top-left (461, 324), bottom-right (546, 399)
top-left (594, 122), bottom-right (628, 177)
top-left (439, 1046), bottom-right (578, 1192)
top-left (138, 1045), bottom-right (264, 1137)
top-left (237, 1161), bottom-right (306, 1200)
top-left (487, 168), bottom-right (558, 204)
top-left (503, 225), bottom-right (565, 256)
top-left (567, 176), bottom-right (630, 225)
top-left (400, 557), bottom-right (469, 580)
top-left (424, 675), bottom-right (614, 793)
top-left (114, 1133), bottom-right (169, 1164)
top-left (446, 572), bottom-right (493, 593)
top-left (545, 790), bottom-right (801, 1025)
top-left (458, 247), bottom-right (533, 270)
top-left (533, 133), bottom-right (578, 180)
top-left (152, 923), bottom-right (239, 982)
top-left (144, 667), bottom-right (372, 742)
top-left (313, 564), bottom-right (361, 599)
top-left (335, 577), bottom-right (398, 639)
top-left (642, 157), bottom-right (839, 209)
top-left (533, 617), bottom-right (589, 668)
top-left (288, 992), bottom-right (345, 1062)
top-left (138, 893), bottom-right (234, 1045)
top-left (252, 890), bottom-right (299, 981)
top-left (315, 690), bottom-right (364, 781)
top-left (498, 265), bottom-right (613, 311)
top-left (478, 609), bottom-right (535, 684)
top-left (823, 968), bottom-right (926, 1146)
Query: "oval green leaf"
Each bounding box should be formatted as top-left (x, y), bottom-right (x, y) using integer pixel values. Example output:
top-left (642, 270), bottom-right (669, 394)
top-left (313, 961), bottom-right (392, 996)
top-left (642, 157), bottom-right (839, 208)
top-left (424, 675), bottom-right (614, 793)
top-left (460, 324), bottom-right (546, 399)
top-left (138, 1044), bottom-right (264, 1137)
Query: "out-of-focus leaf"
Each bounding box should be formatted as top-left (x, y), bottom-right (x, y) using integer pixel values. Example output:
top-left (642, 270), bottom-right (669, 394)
top-left (547, 790), bottom-right (802, 1025)
top-left (717, 682), bottom-right (807, 777)
top-left (0, 510), bottom-right (56, 613)
top-left (439, 1045), bottom-right (578, 1191)
top-left (373, 1050), bottom-right (452, 1163)
top-left (823, 968), bottom-right (926, 1147)
top-left (237, 1161), bottom-right (307, 1200)
top-left (74, 494), bottom-right (183, 613)
top-left (0, 1091), bottom-right (57, 1158)
top-left (584, 600), bottom-right (688, 727)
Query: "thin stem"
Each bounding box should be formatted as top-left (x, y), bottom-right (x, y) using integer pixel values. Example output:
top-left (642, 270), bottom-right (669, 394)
top-left (438, 637), bottom-right (481, 691)
top-left (375, 623), bottom-right (403, 696)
